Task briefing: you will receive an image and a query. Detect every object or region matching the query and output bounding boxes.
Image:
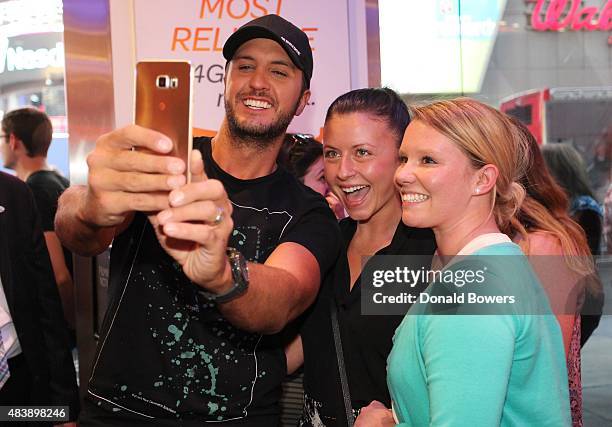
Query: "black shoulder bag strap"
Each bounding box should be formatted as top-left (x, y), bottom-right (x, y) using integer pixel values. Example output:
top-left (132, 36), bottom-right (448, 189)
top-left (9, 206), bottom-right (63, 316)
top-left (330, 299), bottom-right (355, 427)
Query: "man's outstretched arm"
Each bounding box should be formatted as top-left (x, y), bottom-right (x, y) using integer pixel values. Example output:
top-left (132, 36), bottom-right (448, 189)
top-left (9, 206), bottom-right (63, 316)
top-left (154, 155), bottom-right (338, 334)
top-left (55, 125), bottom-right (190, 256)
top-left (55, 185), bottom-right (117, 256)
top-left (217, 242), bottom-right (321, 334)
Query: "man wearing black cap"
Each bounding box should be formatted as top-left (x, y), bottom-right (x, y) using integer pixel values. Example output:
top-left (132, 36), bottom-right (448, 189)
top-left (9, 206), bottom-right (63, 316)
top-left (56, 14), bottom-right (339, 426)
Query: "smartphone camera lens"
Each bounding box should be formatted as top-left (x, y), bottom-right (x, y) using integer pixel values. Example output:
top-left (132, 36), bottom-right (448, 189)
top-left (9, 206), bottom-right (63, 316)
top-left (156, 75), bottom-right (169, 88)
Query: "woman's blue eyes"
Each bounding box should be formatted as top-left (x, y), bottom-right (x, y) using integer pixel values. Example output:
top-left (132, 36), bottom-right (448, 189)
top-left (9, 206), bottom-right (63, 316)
top-left (422, 156), bottom-right (436, 164)
top-left (398, 156), bottom-right (436, 164)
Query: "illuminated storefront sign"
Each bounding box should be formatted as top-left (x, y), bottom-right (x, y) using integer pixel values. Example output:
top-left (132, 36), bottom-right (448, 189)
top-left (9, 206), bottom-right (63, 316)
top-left (528, 0), bottom-right (611, 31)
top-left (0, 0), bottom-right (67, 178)
top-left (0, 0), bottom-right (65, 75)
top-left (0, 38), bottom-right (65, 74)
top-left (526, 0), bottom-right (612, 44)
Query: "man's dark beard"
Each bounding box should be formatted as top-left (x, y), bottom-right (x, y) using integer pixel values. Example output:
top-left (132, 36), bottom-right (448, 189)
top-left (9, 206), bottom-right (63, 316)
top-left (225, 96), bottom-right (299, 150)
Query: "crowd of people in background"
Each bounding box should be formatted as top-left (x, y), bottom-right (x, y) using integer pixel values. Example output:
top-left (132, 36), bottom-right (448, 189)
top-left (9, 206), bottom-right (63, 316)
top-left (1, 110), bottom-right (79, 426)
top-left (0, 13), bottom-right (609, 427)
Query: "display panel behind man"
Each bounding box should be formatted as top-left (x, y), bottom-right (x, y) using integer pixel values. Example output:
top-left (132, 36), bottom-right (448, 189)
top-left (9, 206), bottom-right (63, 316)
top-left (55, 14), bottom-right (340, 426)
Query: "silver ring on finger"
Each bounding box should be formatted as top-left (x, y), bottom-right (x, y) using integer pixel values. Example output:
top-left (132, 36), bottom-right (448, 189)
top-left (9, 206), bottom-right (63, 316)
top-left (212, 206), bottom-right (224, 226)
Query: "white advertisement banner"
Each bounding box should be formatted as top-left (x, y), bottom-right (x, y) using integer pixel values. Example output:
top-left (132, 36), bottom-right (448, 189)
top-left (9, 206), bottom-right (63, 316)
top-left (133, 0), bottom-right (353, 138)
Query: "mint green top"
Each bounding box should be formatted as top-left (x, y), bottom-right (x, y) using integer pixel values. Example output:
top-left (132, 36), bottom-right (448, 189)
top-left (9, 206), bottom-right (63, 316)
top-left (387, 243), bottom-right (571, 426)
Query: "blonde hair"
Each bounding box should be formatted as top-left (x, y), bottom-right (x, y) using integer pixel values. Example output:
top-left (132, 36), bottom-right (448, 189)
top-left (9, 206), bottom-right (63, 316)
top-left (509, 117), bottom-right (595, 277)
top-left (410, 98), bottom-right (529, 231)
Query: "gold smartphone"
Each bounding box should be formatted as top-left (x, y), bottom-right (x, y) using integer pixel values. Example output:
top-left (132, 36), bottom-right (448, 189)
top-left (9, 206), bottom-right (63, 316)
top-left (135, 60), bottom-right (193, 182)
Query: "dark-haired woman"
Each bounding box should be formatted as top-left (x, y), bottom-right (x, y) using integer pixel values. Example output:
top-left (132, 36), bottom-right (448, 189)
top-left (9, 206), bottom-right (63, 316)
top-left (278, 134), bottom-right (345, 219)
top-left (541, 143), bottom-right (604, 347)
top-left (292, 88), bottom-right (436, 426)
top-left (542, 143), bottom-right (604, 256)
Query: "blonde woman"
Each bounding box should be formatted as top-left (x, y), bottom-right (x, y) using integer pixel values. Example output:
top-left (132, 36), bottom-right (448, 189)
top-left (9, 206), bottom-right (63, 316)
top-left (356, 99), bottom-right (571, 426)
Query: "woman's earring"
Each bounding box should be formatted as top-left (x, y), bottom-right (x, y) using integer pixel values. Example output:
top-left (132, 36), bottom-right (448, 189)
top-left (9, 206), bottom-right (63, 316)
top-left (475, 188), bottom-right (480, 194)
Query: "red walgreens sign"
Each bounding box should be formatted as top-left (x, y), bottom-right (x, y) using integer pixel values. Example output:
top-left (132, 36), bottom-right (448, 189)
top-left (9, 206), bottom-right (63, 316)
top-left (527, 0), bottom-right (611, 41)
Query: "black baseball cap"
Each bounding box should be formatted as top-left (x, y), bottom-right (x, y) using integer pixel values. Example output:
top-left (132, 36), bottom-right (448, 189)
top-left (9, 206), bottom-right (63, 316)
top-left (223, 14), bottom-right (313, 88)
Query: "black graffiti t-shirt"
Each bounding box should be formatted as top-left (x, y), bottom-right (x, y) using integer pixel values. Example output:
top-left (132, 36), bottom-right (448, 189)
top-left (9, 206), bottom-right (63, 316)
top-left (86, 137), bottom-right (340, 425)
